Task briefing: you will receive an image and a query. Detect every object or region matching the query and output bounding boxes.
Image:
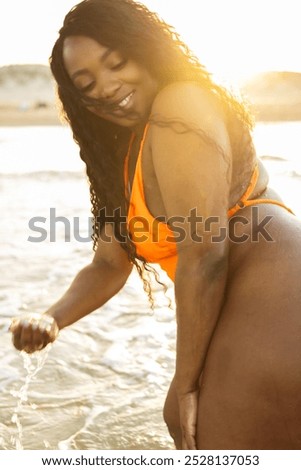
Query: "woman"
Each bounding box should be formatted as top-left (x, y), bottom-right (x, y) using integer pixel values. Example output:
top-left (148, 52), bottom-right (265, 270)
top-left (10, 0), bottom-right (301, 449)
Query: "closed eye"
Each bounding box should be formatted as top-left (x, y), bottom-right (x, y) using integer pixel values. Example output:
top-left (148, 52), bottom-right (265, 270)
top-left (111, 59), bottom-right (127, 71)
top-left (79, 82), bottom-right (95, 93)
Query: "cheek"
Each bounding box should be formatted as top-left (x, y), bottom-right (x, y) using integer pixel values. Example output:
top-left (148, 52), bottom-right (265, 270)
top-left (124, 63), bottom-right (145, 83)
top-left (85, 106), bottom-right (107, 121)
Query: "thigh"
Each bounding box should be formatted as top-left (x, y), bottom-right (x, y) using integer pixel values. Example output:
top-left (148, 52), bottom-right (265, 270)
top-left (197, 272), bottom-right (301, 449)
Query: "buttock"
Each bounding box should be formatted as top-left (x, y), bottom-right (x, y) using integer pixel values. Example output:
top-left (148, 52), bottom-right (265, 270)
top-left (227, 200), bottom-right (299, 275)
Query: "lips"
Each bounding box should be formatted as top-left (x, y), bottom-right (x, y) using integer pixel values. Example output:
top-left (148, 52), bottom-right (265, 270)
top-left (118, 91), bottom-right (134, 109)
top-left (107, 91), bottom-right (134, 114)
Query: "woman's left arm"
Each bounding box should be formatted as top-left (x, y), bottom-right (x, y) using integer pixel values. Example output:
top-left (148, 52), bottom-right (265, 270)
top-left (175, 241), bottom-right (229, 449)
top-left (150, 82), bottom-right (232, 449)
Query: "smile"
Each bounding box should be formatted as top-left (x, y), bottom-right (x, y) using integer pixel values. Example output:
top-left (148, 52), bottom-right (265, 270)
top-left (116, 91), bottom-right (134, 110)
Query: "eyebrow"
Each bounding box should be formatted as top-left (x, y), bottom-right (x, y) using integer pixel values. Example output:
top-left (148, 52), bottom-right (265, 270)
top-left (70, 48), bottom-right (113, 80)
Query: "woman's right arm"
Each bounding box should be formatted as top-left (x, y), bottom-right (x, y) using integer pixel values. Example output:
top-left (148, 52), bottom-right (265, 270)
top-left (46, 223), bottom-right (132, 329)
top-left (11, 223), bottom-right (132, 352)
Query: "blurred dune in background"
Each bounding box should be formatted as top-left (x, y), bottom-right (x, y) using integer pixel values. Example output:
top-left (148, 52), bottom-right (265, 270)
top-left (1, 64), bottom-right (301, 126)
top-left (241, 71), bottom-right (301, 121)
top-left (0, 64), bottom-right (61, 126)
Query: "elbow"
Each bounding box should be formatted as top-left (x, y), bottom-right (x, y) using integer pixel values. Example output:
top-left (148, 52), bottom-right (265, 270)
top-left (92, 258), bottom-right (132, 282)
top-left (176, 244), bottom-right (229, 283)
top-left (203, 252), bottom-right (228, 282)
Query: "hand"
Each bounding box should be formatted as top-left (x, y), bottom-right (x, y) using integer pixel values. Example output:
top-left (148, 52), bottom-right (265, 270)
top-left (178, 390), bottom-right (199, 450)
top-left (9, 313), bottom-right (59, 354)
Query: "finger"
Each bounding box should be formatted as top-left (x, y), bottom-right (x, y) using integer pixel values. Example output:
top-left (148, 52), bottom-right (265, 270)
top-left (20, 326), bottom-right (35, 353)
top-left (184, 432), bottom-right (197, 450)
top-left (182, 423), bottom-right (197, 450)
top-left (36, 317), bottom-right (59, 342)
top-left (11, 325), bottom-right (22, 351)
top-left (182, 436), bottom-right (189, 450)
top-left (31, 328), bottom-right (49, 351)
top-left (9, 318), bottom-right (20, 333)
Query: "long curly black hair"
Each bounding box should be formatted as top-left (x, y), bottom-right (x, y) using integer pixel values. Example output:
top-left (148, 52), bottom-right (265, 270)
top-left (49, 0), bottom-right (253, 302)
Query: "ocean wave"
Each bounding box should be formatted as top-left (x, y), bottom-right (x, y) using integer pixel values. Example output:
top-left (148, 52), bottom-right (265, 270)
top-left (0, 170), bottom-right (85, 180)
top-left (289, 170), bottom-right (301, 178)
top-left (259, 154), bottom-right (289, 161)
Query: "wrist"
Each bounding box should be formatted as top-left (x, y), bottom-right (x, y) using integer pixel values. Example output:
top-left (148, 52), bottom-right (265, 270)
top-left (174, 375), bottom-right (200, 397)
top-left (44, 308), bottom-right (66, 330)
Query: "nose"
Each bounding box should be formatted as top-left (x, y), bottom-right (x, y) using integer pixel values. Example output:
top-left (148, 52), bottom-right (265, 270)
top-left (95, 73), bottom-right (121, 101)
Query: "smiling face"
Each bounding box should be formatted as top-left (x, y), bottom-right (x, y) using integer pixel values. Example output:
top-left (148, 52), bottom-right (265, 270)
top-left (62, 35), bottom-right (159, 132)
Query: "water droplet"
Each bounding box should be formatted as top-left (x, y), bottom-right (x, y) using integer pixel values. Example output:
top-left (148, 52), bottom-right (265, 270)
top-left (10, 345), bottom-right (51, 449)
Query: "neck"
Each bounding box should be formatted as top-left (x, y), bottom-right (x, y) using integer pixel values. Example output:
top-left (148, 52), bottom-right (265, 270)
top-left (131, 120), bottom-right (148, 136)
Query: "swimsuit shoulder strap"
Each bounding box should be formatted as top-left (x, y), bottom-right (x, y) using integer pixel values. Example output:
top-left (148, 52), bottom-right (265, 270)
top-left (227, 164), bottom-right (259, 218)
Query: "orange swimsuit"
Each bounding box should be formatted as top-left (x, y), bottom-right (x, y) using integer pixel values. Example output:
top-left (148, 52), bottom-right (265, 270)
top-left (125, 124), bottom-right (293, 281)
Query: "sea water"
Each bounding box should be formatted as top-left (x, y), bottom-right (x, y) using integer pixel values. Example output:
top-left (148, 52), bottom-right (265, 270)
top-left (0, 122), bottom-right (301, 450)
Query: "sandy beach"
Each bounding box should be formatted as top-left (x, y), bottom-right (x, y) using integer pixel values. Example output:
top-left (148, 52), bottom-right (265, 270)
top-left (0, 106), bottom-right (62, 127)
top-left (2, 104), bottom-right (301, 127)
top-left (1, 65), bottom-right (301, 127)
top-left (1, 64), bottom-right (301, 127)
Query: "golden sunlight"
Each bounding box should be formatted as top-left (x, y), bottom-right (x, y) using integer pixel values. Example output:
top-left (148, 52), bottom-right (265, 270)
top-left (1, 0), bottom-right (300, 85)
top-left (142, 0), bottom-right (301, 85)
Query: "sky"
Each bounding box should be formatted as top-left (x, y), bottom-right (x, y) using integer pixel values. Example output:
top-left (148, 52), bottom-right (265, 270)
top-left (1, 0), bottom-right (301, 85)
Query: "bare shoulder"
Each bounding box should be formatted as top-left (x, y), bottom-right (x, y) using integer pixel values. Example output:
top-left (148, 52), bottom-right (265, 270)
top-left (152, 81), bottom-right (218, 111)
top-left (150, 81), bottom-right (230, 154)
top-left (147, 82), bottom-right (231, 233)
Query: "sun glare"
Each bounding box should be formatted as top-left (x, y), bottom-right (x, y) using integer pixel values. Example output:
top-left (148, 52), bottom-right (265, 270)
top-left (1, 0), bottom-right (301, 85)
top-left (142, 0), bottom-right (301, 85)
